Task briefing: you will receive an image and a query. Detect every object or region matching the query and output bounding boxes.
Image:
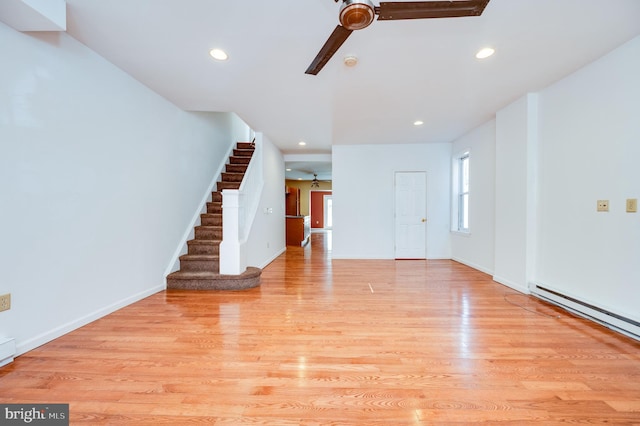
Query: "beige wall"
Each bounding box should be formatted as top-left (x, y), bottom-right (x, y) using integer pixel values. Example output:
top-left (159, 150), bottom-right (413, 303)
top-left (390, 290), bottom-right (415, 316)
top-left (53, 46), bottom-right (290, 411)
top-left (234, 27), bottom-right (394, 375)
top-left (285, 180), bottom-right (332, 216)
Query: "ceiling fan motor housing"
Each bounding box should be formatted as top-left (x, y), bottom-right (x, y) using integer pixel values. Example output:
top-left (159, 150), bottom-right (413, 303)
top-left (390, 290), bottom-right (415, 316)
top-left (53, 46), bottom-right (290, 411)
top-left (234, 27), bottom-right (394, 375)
top-left (339, 0), bottom-right (375, 30)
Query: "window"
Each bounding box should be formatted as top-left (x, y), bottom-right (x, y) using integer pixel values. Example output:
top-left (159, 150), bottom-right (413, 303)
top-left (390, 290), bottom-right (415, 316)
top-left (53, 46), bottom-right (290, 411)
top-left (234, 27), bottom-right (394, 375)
top-left (457, 152), bottom-right (470, 232)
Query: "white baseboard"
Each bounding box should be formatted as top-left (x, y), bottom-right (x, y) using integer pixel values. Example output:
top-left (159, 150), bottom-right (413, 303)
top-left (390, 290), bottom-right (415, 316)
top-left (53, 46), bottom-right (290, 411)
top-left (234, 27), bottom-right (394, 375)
top-left (16, 285), bottom-right (164, 356)
top-left (451, 257), bottom-right (494, 276)
top-left (258, 247), bottom-right (286, 269)
top-left (492, 275), bottom-right (530, 294)
top-left (331, 255), bottom-right (392, 260)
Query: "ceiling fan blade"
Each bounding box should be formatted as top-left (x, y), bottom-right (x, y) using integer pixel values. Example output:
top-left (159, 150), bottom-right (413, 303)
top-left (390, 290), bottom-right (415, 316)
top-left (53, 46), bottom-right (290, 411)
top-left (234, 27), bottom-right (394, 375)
top-left (305, 25), bottom-right (353, 75)
top-left (376, 0), bottom-right (490, 21)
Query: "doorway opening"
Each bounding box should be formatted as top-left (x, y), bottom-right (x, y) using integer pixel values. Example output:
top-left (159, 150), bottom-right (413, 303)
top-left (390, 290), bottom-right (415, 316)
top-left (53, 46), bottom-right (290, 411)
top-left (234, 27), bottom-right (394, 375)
top-left (310, 190), bottom-right (332, 230)
top-left (324, 195), bottom-right (333, 229)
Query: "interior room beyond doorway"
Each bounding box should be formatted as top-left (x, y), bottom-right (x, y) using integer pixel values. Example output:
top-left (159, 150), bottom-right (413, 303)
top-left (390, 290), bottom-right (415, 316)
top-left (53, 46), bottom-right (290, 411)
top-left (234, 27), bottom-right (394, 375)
top-left (284, 179), bottom-right (332, 230)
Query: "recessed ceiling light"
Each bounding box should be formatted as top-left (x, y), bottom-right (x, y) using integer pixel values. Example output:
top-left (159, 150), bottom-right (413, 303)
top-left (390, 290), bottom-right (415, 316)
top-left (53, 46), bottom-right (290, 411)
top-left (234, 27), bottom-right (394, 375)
top-left (414, 120), bottom-right (424, 126)
top-left (209, 48), bottom-right (228, 61)
top-left (298, 141), bottom-right (306, 146)
top-left (475, 47), bottom-right (495, 59)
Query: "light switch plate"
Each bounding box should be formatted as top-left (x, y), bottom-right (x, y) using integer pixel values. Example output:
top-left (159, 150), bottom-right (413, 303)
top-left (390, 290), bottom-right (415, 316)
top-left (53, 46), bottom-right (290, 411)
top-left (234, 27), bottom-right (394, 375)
top-left (597, 200), bottom-right (609, 212)
top-left (627, 198), bottom-right (638, 213)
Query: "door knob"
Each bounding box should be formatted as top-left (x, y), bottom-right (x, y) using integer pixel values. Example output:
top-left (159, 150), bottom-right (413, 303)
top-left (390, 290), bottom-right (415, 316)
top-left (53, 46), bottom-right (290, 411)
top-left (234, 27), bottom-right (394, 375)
top-left (421, 218), bottom-right (426, 222)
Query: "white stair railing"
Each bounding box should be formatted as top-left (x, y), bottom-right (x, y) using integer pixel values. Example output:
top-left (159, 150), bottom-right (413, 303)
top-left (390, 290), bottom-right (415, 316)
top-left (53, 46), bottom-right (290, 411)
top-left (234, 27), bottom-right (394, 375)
top-left (219, 134), bottom-right (263, 275)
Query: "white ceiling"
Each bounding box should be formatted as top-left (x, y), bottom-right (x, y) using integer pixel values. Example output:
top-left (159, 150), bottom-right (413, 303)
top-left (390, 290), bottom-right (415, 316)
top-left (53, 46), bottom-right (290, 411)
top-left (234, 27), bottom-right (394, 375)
top-left (61, 0), bottom-right (640, 179)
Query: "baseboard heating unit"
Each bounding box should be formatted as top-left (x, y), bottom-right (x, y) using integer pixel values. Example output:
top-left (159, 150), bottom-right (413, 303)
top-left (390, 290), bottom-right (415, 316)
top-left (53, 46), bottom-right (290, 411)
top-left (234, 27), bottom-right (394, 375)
top-left (532, 285), bottom-right (640, 341)
top-left (0, 338), bottom-right (16, 367)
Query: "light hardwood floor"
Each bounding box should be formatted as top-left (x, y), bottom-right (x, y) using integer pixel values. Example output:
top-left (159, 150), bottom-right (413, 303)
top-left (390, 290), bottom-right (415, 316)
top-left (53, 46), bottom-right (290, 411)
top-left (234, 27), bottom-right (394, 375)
top-left (1, 232), bottom-right (639, 424)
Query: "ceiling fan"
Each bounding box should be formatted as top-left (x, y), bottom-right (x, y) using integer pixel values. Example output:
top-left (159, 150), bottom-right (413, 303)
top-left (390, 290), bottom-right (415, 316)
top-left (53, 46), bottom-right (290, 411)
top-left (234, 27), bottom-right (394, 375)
top-left (305, 0), bottom-right (491, 75)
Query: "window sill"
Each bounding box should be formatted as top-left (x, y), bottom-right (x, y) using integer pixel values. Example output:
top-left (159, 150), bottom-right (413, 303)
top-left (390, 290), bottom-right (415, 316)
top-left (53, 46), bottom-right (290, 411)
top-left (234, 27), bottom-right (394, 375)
top-left (451, 230), bottom-right (471, 237)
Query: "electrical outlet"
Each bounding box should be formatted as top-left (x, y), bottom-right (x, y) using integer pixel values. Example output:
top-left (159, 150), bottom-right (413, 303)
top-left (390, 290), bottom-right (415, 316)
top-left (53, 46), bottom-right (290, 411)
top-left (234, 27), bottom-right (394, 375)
top-left (0, 294), bottom-right (10, 312)
top-left (597, 200), bottom-right (609, 212)
top-left (627, 198), bottom-right (638, 213)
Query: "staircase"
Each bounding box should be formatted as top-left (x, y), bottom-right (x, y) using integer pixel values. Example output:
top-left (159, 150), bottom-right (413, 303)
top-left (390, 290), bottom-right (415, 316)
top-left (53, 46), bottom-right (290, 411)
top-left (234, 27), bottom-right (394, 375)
top-left (166, 142), bottom-right (261, 290)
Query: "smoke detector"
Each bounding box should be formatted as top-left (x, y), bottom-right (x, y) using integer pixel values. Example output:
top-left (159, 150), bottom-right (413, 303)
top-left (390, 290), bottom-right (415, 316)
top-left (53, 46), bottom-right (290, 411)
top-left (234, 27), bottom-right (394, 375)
top-left (344, 55), bottom-right (358, 67)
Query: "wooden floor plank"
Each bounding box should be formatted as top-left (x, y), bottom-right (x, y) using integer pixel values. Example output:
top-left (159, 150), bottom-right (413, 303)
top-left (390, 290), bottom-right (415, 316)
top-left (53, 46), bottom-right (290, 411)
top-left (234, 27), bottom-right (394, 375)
top-left (1, 231), bottom-right (639, 424)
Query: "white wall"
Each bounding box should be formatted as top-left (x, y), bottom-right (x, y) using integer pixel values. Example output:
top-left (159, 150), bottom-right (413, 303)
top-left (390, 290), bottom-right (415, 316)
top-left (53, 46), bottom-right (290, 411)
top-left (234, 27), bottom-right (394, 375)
top-left (493, 94), bottom-right (538, 293)
top-left (0, 24), bottom-right (239, 354)
top-left (246, 134), bottom-right (286, 268)
top-left (450, 120), bottom-right (496, 275)
top-left (332, 143), bottom-right (452, 259)
top-left (535, 36), bottom-right (640, 321)
top-left (446, 35), bottom-right (639, 332)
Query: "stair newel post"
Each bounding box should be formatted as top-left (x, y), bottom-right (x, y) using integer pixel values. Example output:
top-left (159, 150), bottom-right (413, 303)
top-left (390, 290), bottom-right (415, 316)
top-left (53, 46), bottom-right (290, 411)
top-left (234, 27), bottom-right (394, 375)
top-left (220, 189), bottom-right (246, 275)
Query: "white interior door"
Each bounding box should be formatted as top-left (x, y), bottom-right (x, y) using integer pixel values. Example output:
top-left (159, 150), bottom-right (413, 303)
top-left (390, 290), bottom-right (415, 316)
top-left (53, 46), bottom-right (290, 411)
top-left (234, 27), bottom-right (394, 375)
top-left (394, 171), bottom-right (426, 259)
